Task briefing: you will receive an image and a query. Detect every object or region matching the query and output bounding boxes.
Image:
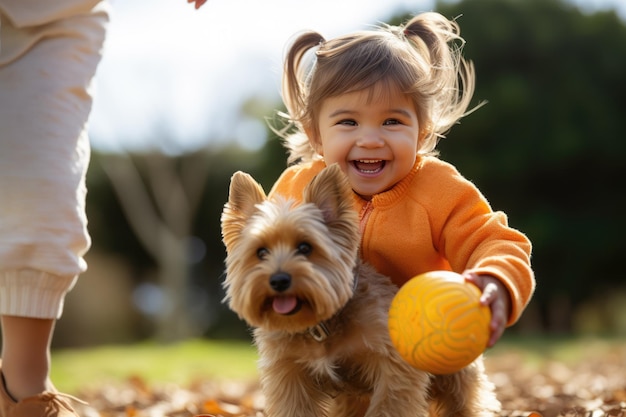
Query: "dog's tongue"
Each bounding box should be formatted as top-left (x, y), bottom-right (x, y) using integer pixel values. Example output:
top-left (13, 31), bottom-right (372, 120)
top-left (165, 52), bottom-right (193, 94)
top-left (272, 296), bottom-right (298, 314)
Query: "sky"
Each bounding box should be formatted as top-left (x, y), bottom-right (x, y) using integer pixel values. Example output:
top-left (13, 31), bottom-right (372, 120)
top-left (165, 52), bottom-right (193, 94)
top-left (89, 0), bottom-right (626, 154)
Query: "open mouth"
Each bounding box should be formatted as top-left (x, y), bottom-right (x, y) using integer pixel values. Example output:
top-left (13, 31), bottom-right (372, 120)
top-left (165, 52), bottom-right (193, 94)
top-left (268, 295), bottom-right (303, 315)
top-left (353, 159), bottom-right (385, 174)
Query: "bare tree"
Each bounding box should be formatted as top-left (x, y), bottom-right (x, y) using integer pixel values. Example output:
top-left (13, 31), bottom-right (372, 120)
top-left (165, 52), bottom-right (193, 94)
top-left (100, 151), bottom-right (210, 341)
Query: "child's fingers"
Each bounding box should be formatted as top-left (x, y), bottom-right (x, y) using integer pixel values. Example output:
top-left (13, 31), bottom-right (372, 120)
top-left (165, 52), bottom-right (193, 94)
top-left (487, 289), bottom-right (509, 347)
top-left (479, 281), bottom-right (498, 305)
top-left (487, 319), bottom-right (505, 347)
top-left (463, 273), bottom-right (507, 347)
top-left (488, 305), bottom-right (507, 346)
top-left (462, 271), bottom-right (483, 289)
top-left (187, 0), bottom-right (208, 9)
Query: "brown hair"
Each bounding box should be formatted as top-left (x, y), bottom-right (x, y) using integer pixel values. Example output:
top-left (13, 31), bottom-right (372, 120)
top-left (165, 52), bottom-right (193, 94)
top-left (277, 12), bottom-right (480, 164)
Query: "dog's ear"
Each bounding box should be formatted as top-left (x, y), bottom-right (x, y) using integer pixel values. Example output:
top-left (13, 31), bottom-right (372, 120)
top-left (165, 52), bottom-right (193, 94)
top-left (303, 164), bottom-right (356, 226)
top-left (221, 171), bottom-right (266, 249)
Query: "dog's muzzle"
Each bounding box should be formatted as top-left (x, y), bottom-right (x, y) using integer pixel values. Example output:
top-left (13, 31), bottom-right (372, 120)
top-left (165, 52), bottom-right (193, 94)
top-left (270, 272), bottom-right (291, 292)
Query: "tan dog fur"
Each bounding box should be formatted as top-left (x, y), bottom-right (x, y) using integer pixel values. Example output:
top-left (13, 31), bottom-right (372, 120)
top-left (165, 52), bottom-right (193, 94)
top-left (221, 164), bottom-right (500, 417)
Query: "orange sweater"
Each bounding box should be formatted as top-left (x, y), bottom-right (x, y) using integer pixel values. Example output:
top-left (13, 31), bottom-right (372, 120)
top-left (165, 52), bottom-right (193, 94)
top-left (269, 157), bottom-right (535, 325)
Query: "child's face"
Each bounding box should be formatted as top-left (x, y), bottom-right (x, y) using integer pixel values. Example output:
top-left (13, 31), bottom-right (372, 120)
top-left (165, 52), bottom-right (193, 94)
top-left (314, 87), bottom-right (420, 199)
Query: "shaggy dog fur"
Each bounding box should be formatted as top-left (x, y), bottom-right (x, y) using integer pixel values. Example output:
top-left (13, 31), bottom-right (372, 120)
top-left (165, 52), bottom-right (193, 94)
top-left (221, 164), bottom-right (500, 417)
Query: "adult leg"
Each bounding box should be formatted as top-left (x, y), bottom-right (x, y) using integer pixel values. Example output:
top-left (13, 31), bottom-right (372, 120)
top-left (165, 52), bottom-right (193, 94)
top-left (0, 0), bottom-right (108, 409)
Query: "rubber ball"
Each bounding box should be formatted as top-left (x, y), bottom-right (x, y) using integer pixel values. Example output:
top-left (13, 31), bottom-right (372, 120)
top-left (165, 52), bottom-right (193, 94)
top-left (388, 270), bottom-right (491, 374)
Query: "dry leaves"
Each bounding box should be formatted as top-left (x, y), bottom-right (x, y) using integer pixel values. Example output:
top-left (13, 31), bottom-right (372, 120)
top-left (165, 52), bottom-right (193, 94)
top-left (76, 377), bottom-right (264, 417)
top-left (486, 343), bottom-right (626, 417)
top-left (74, 343), bottom-right (626, 417)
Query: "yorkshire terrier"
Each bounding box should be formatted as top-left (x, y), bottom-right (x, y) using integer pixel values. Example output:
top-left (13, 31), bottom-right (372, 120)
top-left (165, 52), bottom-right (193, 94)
top-left (221, 164), bottom-right (501, 417)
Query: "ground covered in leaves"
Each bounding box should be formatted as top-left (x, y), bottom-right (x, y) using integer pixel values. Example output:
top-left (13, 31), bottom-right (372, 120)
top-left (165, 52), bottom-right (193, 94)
top-left (75, 340), bottom-right (626, 417)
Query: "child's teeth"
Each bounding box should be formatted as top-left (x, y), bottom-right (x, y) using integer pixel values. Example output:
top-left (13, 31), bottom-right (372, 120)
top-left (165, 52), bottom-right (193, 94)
top-left (354, 160), bottom-right (384, 173)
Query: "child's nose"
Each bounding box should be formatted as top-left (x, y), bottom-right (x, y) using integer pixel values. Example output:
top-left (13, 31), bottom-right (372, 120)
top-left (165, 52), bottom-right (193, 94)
top-left (356, 128), bottom-right (384, 148)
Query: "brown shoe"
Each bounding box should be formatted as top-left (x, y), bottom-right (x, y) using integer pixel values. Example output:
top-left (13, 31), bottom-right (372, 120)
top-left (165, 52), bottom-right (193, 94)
top-left (0, 371), bottom-right (85, 417)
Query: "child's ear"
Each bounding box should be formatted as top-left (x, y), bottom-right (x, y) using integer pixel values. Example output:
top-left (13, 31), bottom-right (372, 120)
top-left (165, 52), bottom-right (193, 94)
top-left (418, 124), bottom-right (433, 147)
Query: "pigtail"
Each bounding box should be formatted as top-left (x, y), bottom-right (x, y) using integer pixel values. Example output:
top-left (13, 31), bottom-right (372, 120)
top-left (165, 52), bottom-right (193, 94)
top-left (282, 31), bottom-right (324, 125)
top-left (402, 13), bottom-right (481, 154)
top-left (276, 32), bottom-right (326, 164)
top-left (272, 12), bottom-right (482, 165)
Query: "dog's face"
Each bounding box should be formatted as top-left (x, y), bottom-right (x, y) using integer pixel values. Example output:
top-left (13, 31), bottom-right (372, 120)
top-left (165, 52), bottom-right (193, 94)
top-left (221, 164), bottom-right (359, 333)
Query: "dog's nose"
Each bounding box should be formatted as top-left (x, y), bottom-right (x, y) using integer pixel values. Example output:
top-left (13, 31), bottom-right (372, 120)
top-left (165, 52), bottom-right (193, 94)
top-left (270, 272), bottom-right (291, 292)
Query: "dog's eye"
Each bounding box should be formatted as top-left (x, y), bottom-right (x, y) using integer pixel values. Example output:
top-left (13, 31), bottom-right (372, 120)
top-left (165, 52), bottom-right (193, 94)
top-left (296, 242), bottom-right (312, 256)
top-left (257, 247), bottom-right (269, 260)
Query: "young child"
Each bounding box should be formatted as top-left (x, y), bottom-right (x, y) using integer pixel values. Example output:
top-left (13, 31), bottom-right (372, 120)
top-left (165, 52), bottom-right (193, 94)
top-left (269, 12), bottom-right (535, 347)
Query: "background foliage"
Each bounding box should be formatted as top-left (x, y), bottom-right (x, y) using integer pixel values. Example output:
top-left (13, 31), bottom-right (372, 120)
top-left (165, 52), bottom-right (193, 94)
top-left (56, 0), bottom-right (626, 347)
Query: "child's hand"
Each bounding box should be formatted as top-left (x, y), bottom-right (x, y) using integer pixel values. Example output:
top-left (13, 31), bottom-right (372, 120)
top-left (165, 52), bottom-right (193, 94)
top-left (462, 272), bottom-right (511, 348)
top-left (187, 0), bottom-right (208, 9)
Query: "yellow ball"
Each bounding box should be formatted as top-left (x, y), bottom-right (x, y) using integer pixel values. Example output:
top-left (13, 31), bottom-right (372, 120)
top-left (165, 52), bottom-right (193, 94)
top-left (388, 270), bottom-right (491, 375)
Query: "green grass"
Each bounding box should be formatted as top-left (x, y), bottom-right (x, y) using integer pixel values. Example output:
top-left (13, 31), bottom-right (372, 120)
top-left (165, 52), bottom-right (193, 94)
top-left (51, 335), bottom-right (626, 395)
top-left (51, 339), bottom-right (259, 394)
top-left (487, 334), bottom-right (626, 369)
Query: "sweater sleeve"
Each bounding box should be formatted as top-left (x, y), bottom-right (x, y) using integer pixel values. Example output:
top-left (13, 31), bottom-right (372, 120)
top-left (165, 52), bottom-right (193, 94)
top-left (0, 0), bottom-right (109, 66)
top-left (0, 0), bottom-right (104, 27)
top-left (424, 160), bottom-right (535, 326)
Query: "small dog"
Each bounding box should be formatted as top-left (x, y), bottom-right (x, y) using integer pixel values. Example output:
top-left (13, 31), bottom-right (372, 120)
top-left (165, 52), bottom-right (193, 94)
top-left (221, 164), bottom-right (501, 417)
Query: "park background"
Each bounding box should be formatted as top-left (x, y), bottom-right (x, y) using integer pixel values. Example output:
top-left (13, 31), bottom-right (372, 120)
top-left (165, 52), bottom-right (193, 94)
top-left (44, 0), bottom-right (626, 351)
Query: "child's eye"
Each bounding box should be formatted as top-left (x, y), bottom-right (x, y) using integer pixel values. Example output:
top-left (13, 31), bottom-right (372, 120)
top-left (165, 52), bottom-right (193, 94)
top-left (338, 119), bottom-right (357, 126)
top-left (383, 119), bottom-right (402, 126)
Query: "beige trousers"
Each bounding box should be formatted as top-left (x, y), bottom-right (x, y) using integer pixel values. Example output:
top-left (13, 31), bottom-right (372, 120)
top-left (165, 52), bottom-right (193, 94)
top-left (0, 1), bottom-right (109, 319)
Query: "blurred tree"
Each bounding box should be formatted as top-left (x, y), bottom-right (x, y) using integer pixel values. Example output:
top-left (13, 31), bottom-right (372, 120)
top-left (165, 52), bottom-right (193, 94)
top-left (79, 0), bottom-right (626, 345)
top-left (84, 125), bottom-right (287, 343)
top-left (97, 150), bottom-right (210, 341)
